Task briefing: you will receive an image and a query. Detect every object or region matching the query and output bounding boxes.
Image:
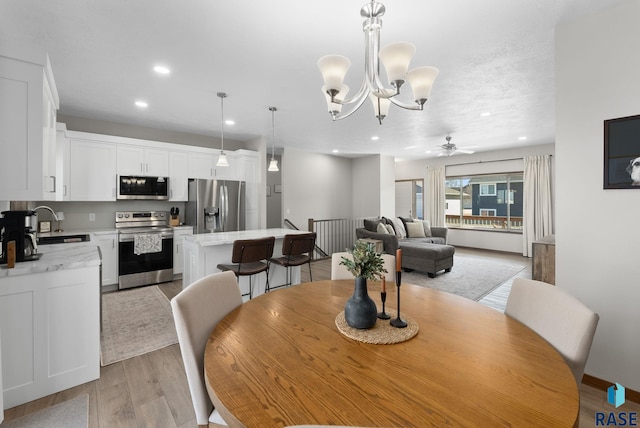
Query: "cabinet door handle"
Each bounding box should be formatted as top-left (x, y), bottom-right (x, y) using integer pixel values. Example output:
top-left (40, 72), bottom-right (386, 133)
top-left (63, 184), bottom-right (67, 196)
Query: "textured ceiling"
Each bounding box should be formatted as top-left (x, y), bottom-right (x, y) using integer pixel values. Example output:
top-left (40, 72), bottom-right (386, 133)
top-left (0, 0), bottom-right (624, 160)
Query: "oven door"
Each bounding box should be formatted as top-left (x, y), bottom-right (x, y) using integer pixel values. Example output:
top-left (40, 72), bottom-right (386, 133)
top-left (118, 230), bottom-right (173, 289)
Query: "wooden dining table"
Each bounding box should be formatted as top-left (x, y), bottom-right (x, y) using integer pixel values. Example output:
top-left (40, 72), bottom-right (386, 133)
top-left (204, 280), bottom-right (579, 427)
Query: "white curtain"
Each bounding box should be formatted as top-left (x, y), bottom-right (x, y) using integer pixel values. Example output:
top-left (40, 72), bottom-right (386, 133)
top-left (428, 166), bottom-right (446, 227)
top-left (523, 155), bottom-right (553, 257)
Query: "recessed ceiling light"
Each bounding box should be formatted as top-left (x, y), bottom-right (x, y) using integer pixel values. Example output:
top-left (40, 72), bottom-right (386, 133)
top-left (371, 136), bottom-right (379, 141)
top-left (425, 150), bottom-right (432, 154)
top-left (518, 136), bottom-right (527, 141)
top-left (135, 100), bottom-right (148, 108)
top-left (153, 65), bottom-right (170, 75)
top-left (225, 120), bottom-right (235, 125)
top-left (480, 112), bottom-right (492, 117)
top-left (332, 149), bottom-right (339, 153)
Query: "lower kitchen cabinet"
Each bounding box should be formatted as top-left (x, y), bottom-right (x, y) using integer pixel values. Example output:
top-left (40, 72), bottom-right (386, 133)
top-left (0, 265), bottom-right (100, 408)
top-left (173, 226), bottom-right (194, 277)
top-left (93, 231), bottom-right (118, 288)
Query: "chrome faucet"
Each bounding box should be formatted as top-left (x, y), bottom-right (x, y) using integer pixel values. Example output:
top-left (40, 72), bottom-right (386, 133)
top-left (33, 205), bottom-right (60, 222)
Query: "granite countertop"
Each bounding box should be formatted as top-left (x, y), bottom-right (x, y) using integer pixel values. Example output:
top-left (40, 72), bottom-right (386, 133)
top-left (37, 228), bottom-right (117, 238)
top-left (0, 242), bottom-right (101, 278)
top-left (184, 228), bottom-right (307, 246)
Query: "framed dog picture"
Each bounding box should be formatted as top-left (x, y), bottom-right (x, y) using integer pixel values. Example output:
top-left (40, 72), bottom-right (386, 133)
top-left (604, 114), bottom-right (640, 189)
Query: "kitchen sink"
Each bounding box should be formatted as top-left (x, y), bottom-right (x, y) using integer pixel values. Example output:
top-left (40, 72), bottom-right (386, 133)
top-left (38, 234), bottom-right (91, 245)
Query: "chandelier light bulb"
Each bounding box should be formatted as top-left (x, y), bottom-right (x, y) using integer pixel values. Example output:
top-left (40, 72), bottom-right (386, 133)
top-left (407, 66), bottom-right (439, 105)
top-left (317, 55), bottom-right (351, 95)
top-left (378, 41), bottom-right (416, 88)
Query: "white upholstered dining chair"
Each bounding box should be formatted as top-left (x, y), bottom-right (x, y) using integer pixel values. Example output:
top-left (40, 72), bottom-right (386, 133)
top-left (331, 252), bottom-right (396, 282)
top-left (171, 271), bottom-right (243, 426)
top-left (504, 277), bottom-right (599, 385)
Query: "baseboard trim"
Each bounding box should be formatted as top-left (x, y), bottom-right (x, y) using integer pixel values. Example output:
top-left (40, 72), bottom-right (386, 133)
top-left (583, 374), bottom-right (640, 404)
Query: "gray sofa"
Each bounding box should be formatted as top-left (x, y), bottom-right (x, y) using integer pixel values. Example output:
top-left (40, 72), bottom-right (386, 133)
top-left (355, 218), bottom-right (454, 277)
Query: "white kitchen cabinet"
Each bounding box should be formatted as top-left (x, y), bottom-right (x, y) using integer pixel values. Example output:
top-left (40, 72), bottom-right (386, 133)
top-left (68, 138), bottom-right (117, 201)
top-left (169, 151), bottom-right (189, 201)
top-left (117, 145), bottom-right (169, 176)
top-left (0, 52), bottom-right (59, 201)
top-left (188, 150), bottom-right (237, 180)
top-left (173, 226), bottom-right (194, 277)
top-left (55, 125), bottom-right (71, 201)
top-left (93, 231), bottom-right (118, 287)
top-left (188, 151), bottom-right (215, 179)
top-left (0, 265), bottom-right (100, 408)
top-left (213, 152), bottom-right (237, 180)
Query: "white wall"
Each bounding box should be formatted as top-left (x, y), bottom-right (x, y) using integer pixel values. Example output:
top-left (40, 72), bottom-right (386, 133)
top-left (379, 155), bottom-right (395, 218)
top-left (396, 144), bottom-right (555, 253)
top-left (281, 148), bottom-right (353, 231)
top-left (556, 0), bottom-right (640, 390)
top-left (352, 156), bottom-right (381, 218)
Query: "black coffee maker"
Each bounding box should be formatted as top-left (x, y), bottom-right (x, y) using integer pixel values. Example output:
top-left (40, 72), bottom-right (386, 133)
top-left (0, 210), bottom-right (40, 264)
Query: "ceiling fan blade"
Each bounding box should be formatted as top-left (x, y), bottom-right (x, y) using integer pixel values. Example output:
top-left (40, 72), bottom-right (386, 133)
top-left (457, 149), bottom-right (475, 154)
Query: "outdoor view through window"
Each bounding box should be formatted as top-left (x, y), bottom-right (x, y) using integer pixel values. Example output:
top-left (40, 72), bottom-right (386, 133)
top-left (445, 173), bottom-right (523, 231)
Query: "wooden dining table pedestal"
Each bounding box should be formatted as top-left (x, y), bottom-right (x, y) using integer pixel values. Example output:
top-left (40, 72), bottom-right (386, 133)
top-left (204, 280), bottom-right (579, 427)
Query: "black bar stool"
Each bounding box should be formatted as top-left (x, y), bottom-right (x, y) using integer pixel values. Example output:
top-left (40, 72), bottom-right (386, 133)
top-left (217, 236), bottom-right (275, 299)
top-left (268, 232), bottom-right (316, 291)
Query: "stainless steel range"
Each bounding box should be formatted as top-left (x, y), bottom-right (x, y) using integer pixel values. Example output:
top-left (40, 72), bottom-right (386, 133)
top-left (115, 211), bottom-right (173, 290)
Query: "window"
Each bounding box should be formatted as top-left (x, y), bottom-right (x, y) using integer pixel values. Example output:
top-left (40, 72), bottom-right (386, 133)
top-left (445, 173), bottom-right (523, 231)
top-left (479, 184), bottom-right (496, 196)
top-left (479, 209), bottom-right (497, 216)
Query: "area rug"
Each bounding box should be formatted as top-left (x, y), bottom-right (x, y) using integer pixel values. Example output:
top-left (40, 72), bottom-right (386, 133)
top-left (101, 286), bottom-right (178, 366)
top-left (402, 252), bottom-right (527, 301)
top-left (2, 394), bottom-right (88, 428)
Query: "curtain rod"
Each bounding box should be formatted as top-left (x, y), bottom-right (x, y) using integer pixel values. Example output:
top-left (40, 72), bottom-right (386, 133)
top-left (441, 154), bottom-right (552, 168)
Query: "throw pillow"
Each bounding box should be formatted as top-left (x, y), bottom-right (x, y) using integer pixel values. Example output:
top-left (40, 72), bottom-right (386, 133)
top-left (406, 221), bottom-right (426, 238)
top-left (389, 217), bottom-right (407, 239)
top-left (364, 218), bottom-right (381, 232)
top-left (422, 220), bottom-right (433, 237)
top-left (385, 224), bottom-right (395, 235)
top-left (376, 222), bottom-right (389, 234)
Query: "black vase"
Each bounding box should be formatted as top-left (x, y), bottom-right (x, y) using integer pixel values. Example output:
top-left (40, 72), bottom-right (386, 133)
top-left (344, 277), bottom-right (378, 329)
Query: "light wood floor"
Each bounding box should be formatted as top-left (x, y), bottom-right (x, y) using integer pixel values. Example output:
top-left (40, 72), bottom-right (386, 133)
top-left (2, 247), bottom-right (635, 427)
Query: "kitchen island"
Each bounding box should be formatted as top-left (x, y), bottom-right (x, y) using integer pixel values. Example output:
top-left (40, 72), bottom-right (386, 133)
top-left (0, 242), bottom-right (101, 409)
top-left (183, 228), bottom-right (309, 299)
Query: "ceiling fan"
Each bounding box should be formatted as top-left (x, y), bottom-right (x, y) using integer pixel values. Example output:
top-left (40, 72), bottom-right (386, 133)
top-left (437, 136), bottom-right (476, 157)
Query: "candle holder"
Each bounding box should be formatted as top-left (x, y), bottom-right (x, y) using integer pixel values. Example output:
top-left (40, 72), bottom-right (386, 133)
top-left (377, 291), bottom-right (390, 319)
top-left (390, 271), bottom-right (408, 328)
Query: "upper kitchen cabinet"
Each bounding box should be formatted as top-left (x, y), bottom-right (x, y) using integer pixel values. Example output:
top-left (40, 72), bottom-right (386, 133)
top-left (0, 52), bottom-right (59, 201)
top-left (169, 150), bottom-right (188, 201)
top-left (68, 136), bottom-right (117, 201)
top-left (116, 145), bottom-right (169, 177)
top-left (187, 149), bottom-right (237, 180)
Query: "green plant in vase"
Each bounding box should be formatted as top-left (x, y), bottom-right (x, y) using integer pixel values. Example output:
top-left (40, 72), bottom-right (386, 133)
top-left (340, 240), bottom-right (387, 329)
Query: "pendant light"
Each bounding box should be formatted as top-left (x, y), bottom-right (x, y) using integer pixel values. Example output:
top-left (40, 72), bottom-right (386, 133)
top-left (267, 106), bottom-right (279, 172)
top-left (216, 92), bottom-right (229, 167)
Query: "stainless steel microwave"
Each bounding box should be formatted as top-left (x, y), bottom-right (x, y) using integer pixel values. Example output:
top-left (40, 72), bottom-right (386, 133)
top-left (117, 176), bottom-right (170, 200)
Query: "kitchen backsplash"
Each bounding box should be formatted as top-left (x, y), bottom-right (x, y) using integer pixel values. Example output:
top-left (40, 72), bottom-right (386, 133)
top-left (29, 201), bottom-right (187, 231)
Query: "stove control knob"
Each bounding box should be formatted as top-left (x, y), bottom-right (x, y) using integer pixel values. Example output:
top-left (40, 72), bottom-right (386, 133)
top-left (158, 212), bottom-right (164, 217)
top-left (117, 213), bottom-right (123, 218)
top-left (125, 213), bottom-right (130, 218)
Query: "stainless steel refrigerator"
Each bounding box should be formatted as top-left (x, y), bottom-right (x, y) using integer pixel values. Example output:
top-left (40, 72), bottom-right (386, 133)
top-left (186, 179), bottom-right (246, 233)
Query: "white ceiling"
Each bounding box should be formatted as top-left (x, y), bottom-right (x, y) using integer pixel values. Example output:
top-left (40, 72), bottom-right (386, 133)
top-left (0, 0), bottom-right (623, 160)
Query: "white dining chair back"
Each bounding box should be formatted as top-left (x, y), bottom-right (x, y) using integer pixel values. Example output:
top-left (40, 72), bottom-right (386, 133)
top-left (171, 270), bottom-right (243, 426)
top-left (331, 252), bottom-right (395, 282)
top-left (504, 277), bottom-right (599, 385)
